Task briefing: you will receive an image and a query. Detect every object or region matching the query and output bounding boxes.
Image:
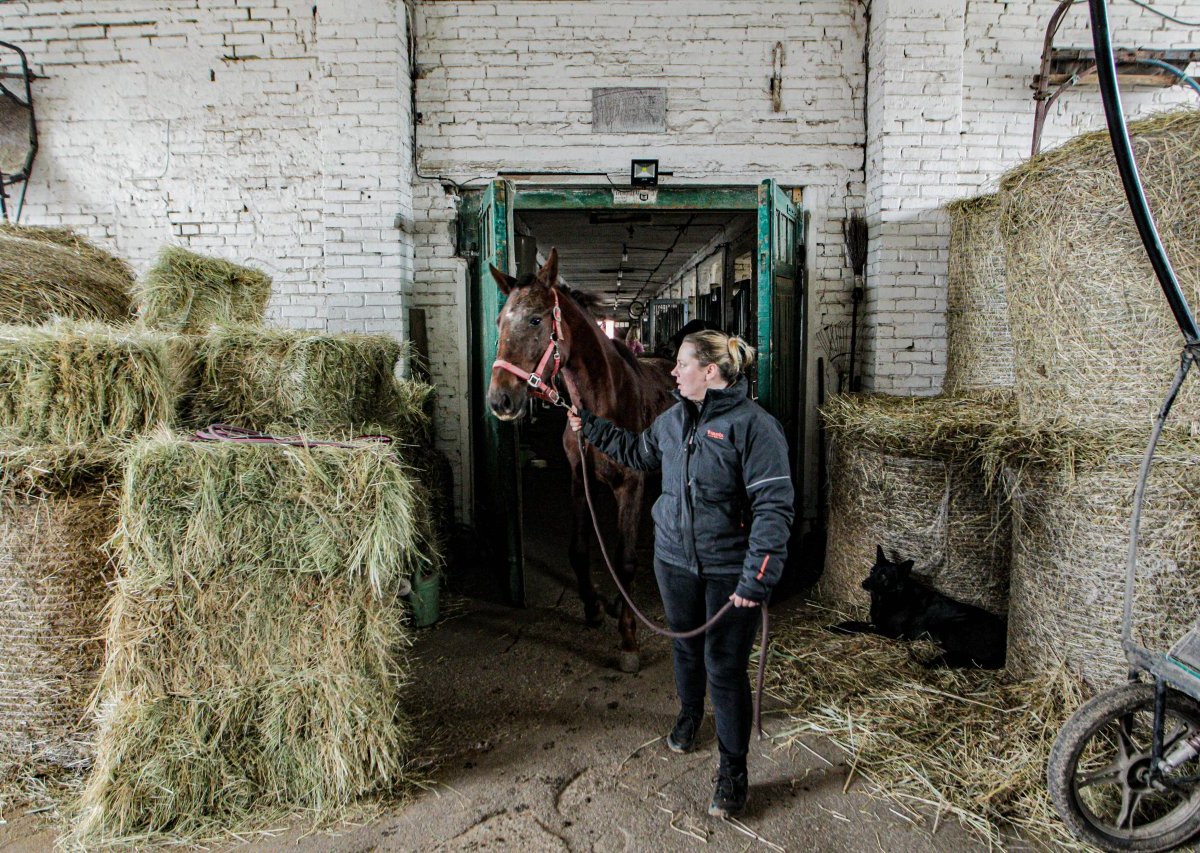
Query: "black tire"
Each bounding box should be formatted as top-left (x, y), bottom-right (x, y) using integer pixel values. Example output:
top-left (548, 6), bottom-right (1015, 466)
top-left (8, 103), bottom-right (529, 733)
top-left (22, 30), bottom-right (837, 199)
top-left (1048, 682), bottom-right (1200, 852)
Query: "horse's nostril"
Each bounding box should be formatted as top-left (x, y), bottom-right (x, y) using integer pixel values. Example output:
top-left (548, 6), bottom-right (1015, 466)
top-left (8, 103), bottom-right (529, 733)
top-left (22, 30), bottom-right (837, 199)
top-left (488, 389), bottom-right (515, 416)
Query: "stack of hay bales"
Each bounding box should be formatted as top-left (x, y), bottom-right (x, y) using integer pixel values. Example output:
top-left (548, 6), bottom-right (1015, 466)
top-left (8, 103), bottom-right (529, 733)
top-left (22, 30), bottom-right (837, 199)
top-left (819, 109), bottom-right (1200, 682)
top-left (0, 236), bottom-right (442, 845)
top-left (819, 395), bottom-right (1012, 616)
top-left (0, 223), bottom-right (135, 325)
top-left (62, 249), bottom-right (442, 842)
top-left (0, 323), bottom-right (180, 766)
top-left (73, 434), bottom-right (431, 843)
top-left (999, 108), bottom-right (1200, 690)
top-left (818, 192), bottom-right (1020, 618)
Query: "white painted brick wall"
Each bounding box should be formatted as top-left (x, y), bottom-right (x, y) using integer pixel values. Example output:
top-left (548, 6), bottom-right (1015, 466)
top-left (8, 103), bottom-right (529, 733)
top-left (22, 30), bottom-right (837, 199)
top-left (5, 0), bottom-right (1197, 522)
top-left (413, 0), bottom-right (870, 521)
top-left (862, 0), bottom-right (1200, 394)
top-left (0, 0), bottom-right (413, 340)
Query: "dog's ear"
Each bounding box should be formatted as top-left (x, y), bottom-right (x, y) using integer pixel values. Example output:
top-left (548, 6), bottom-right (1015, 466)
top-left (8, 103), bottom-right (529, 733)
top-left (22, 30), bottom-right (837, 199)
top-left (898, 559), bottom-right (915, 579)
top-left (875, 544), bottom-right (885, 564)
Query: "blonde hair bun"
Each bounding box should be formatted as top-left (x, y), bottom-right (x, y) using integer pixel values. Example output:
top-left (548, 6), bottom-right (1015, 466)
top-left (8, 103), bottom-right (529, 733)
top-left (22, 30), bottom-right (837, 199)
top-left (683, 330), bottom-right (756, 382)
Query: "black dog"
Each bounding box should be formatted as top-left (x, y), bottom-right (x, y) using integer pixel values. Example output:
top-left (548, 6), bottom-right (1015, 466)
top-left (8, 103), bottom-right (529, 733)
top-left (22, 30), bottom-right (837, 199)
top-left (830, 546), bottom-right (1007, 669)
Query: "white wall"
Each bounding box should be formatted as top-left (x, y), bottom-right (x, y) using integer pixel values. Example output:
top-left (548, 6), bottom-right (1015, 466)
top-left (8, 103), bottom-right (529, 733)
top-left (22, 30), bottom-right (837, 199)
top-left (3, 0), bottom-right (1197, 522)
top-left (861, 0), bottom-right (1200, 393)
top-left (0, 0), bottom-right (413, 336)
top-left (412, 0), bottom-right (870, 520)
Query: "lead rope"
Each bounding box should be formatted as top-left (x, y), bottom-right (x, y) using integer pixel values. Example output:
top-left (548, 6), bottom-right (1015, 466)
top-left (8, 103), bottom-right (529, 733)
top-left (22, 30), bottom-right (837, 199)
top-left (561, 373), bottom-right (770, 739)
top-left (192, 423), bottom-right (395, 449)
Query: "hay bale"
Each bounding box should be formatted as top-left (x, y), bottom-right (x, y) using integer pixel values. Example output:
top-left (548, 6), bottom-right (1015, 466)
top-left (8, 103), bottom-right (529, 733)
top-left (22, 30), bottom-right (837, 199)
top-left (0, 490), bottom-right (115, 767)
top-left (0, 444), bottom-right (122, 768)
top-left (770, 607), bottom-right (1087, 849)
top-left (404, 445), bottom-right (454, 562)
top-left (0, 224), bottom-right (135, 325)
top-left (1006, 442), bottom-right (1200, 691)
top-left (1000, 108), bottom-right (1200, 429)
top-left (943, 194), bottom-right (1013, 394)
top-left (0, 322), bottom-right (182, 444)
top-left (74, 433), bottom-right (435, 843)
top-left (187, 326), bottom-right (433, 444)
top-left (818, 395), bottom-right (1013, 615)
top-left (138, 246), bottom-right (271, 332)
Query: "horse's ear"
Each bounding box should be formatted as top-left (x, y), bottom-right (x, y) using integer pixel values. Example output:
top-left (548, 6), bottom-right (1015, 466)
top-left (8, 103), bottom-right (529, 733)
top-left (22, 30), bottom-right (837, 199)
top-left (536, 248), bottom-right (559, 288)
top-left (489, 264), bottom-right (517, 294)
top-left (875, 544), bottom-right (885, 564)
top-left (899, 560), bottom-right (915, 578)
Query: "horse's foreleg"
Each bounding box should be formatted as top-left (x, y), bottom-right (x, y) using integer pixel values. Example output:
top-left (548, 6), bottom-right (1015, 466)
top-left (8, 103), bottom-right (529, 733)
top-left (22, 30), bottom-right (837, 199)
top-left (612, 476), bottom-right (646, 674)
top-left (569, 458), bottom-right (602, 627)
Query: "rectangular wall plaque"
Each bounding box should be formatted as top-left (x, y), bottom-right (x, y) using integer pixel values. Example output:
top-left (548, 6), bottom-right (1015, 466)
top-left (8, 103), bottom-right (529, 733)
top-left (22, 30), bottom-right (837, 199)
top-left (592, 87), bottom-right (667, 133)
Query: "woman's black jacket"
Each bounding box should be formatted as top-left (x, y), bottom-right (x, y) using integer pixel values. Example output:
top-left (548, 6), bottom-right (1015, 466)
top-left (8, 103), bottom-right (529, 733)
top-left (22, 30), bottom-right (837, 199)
top-left (577, 377), bottom-right (794, 602)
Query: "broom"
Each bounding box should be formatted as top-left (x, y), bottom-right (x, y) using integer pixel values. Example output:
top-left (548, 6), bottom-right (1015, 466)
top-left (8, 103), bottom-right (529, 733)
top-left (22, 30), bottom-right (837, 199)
top-left (844, 214), bottom-right (868, 392)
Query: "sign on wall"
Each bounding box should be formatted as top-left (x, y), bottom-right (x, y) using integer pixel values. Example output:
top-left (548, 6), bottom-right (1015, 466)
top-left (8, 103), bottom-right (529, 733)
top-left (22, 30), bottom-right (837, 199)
top-left (592, 87), bottom-right (667, 133)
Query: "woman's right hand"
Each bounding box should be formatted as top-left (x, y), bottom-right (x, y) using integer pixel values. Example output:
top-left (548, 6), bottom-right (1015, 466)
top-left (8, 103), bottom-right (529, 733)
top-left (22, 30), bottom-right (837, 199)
top-left (567, 408), bottom-right (583, 432)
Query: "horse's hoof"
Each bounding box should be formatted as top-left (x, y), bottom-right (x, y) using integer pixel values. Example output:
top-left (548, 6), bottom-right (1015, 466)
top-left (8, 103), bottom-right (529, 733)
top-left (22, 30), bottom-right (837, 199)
top-left (618, 651), bottom-right (641, 673)
top-left (584, 602), bottom-right (603, 627)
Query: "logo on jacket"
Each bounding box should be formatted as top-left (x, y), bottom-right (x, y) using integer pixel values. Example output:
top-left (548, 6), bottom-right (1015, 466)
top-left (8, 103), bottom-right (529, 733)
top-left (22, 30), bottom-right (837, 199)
top-left (706, 429), bottom-right (725, 440)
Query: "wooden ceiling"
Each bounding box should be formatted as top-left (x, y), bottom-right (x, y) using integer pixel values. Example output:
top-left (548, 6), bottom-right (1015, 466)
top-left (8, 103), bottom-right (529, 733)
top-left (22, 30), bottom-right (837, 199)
top-left (515, 209), bottom-right (754, 318)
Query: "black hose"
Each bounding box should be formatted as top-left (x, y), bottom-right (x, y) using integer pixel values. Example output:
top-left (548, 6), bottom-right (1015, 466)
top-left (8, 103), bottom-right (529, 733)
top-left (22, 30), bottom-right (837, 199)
top-left (1088, 0), bottom-right (1199, 343)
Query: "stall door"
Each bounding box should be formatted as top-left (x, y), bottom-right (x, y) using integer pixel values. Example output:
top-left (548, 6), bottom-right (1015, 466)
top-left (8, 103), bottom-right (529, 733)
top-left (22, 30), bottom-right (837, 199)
top-left (473, 179), bottom-right (524, 606)
top-left (649, 298), bottom-right (689, 354)
top-left (756, 179), bottom-right (803, 446)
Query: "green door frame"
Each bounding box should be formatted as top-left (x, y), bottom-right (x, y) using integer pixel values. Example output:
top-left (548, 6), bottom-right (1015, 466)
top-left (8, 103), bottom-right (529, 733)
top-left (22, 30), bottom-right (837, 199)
top-left (467, 182), bottom-right (804, 606)
top-left (472, 180), bottom-right (524, 606)
top-left (514, 186), bottom-right (759, 211)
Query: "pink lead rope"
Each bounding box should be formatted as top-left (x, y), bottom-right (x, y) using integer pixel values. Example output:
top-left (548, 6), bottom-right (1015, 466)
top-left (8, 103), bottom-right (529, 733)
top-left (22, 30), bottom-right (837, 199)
top-left (192, 423), bottom-right (395, 449)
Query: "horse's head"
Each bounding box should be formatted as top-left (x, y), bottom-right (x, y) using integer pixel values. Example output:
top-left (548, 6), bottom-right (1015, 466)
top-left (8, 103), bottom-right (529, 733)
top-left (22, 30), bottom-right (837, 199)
top-left (488, 248), bottom-right (567, 421)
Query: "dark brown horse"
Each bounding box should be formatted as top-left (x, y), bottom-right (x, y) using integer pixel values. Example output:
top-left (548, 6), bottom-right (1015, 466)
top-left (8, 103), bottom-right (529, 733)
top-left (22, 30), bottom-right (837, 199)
top-left (487, 249), bottom-right (675, 672)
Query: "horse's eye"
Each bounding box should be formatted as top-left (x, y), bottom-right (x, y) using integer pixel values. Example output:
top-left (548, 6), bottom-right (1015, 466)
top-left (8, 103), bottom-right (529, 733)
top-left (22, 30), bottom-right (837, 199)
top-left (530, 316), bottom-right (542, 326)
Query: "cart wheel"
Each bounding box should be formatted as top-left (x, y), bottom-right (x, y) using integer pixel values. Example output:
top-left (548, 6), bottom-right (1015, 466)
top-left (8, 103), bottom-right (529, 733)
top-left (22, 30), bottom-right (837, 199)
top-left (1048, 682), bottom-right (1200, 852)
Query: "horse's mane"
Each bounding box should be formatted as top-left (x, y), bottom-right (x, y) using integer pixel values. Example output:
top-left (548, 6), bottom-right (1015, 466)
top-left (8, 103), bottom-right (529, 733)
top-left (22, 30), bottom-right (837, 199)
top-left (559, 285), bottom-right (603, 317)
top-left (556, 287), bottom-right (648, 374)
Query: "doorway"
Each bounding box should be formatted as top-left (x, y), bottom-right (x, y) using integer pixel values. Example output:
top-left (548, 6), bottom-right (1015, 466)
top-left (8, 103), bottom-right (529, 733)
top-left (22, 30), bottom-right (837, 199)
top-left (465, 182), bottom-right (805, 606)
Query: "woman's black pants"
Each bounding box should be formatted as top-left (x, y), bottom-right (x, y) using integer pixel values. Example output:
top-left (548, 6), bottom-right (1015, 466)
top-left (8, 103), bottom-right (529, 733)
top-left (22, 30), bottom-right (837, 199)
top-left (653, 558), bottom-right (762, 771)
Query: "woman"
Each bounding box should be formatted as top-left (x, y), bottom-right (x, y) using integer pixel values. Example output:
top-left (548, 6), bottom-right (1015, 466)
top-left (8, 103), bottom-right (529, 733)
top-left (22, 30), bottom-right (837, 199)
top-left (624, 327), bottom-right (645, 355)
top-left (568, 330), bottom-right (794, 818)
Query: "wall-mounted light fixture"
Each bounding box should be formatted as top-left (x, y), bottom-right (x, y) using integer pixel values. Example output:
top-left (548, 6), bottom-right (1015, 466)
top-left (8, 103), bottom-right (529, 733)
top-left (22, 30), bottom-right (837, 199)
top-left (630, 159), bottom-right (659, 187)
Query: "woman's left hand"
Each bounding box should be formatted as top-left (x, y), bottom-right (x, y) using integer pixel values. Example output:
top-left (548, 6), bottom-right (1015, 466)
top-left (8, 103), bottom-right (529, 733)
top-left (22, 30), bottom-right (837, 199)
top-left (730, 593), bottom-right (760, 608)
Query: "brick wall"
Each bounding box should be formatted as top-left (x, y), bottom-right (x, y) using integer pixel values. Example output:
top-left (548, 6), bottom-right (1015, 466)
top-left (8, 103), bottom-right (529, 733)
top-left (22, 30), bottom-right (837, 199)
top-left (413, 0), bottom-right (869, 519)
top-left (3, 0), bottom-right (1197, 521)
top-left (861, 0), bottom-right (1200, 393)
top-left (0, 0), bottom-right (412, 337)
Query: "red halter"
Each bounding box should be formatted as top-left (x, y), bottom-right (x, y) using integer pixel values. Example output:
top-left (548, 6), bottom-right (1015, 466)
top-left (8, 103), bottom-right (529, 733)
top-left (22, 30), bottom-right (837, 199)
top-left (492, 288), bottom-right (571, 408)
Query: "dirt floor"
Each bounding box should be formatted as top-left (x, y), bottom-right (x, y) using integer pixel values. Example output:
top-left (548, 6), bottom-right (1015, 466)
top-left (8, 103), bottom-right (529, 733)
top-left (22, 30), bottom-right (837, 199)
top-left (0, 597), bottom-right (1002, 853)
top-left (0, 412), bottom-right (1010, 851)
